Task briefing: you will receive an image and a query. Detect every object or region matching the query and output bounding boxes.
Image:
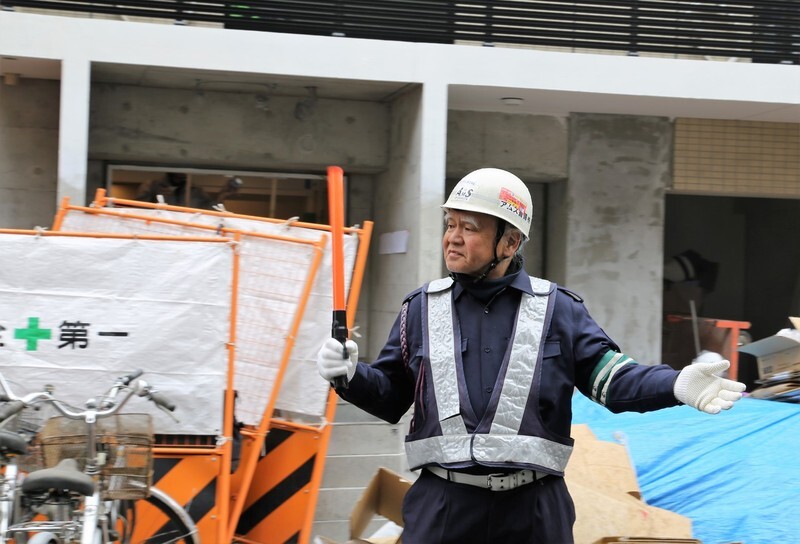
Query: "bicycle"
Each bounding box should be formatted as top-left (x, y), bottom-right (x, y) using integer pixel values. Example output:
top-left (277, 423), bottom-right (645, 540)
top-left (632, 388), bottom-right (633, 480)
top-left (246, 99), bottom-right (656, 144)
top-left (0, 369), bottom-right (201, 544)
top-left (0, 405), bottom-right (36, 542)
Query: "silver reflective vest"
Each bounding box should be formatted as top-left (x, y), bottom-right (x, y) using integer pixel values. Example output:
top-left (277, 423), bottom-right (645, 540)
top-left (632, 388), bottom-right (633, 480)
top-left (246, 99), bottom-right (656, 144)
top-left (404, 276), bottom-right (574, 474)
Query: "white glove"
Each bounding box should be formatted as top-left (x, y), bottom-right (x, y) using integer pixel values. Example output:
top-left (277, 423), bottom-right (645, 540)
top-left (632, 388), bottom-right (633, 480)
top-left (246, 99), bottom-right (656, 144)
top-left (693, 350), bottom-right (724, 365)
top-left (316, 337), bottom-right (358, 384)
top-left (674, 359), bottom-right (746, 414)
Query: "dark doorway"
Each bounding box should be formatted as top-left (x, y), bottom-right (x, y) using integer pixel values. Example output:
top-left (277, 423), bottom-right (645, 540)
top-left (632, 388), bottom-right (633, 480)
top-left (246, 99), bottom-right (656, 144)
top-left (663, 194), bottom-right (800, 389)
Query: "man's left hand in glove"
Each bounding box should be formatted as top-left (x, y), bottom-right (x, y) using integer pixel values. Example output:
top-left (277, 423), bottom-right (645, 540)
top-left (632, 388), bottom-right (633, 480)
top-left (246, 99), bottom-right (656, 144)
top-left (674, 359), bottom-right (746, 414)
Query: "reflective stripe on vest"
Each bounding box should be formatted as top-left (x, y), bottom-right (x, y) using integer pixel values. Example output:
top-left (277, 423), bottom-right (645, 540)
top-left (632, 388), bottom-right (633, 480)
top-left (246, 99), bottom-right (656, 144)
top-left (405, 276), bottom-right (574, 473)
top-left (426, 277), bottom-right (467, 435)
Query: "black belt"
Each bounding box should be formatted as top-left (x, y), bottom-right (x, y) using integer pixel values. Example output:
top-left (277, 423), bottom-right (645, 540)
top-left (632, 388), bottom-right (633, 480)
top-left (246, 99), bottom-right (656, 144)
top-left (426, 466), bottom-right (547, 491)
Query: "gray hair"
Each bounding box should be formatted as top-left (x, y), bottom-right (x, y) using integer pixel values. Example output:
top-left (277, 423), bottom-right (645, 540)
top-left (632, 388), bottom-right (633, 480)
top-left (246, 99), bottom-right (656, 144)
top-left (503, 223), bottom-right (528, 256)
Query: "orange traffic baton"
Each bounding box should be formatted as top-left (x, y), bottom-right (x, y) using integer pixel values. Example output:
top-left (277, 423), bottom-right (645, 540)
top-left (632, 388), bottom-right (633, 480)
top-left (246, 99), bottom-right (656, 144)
top-left (327, 166), bottom-right (350, 390)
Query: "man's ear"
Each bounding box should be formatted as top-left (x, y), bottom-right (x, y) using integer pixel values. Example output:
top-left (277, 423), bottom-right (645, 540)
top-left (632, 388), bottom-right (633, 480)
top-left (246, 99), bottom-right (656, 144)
top-left (501, 230), bottom-right (522, 258)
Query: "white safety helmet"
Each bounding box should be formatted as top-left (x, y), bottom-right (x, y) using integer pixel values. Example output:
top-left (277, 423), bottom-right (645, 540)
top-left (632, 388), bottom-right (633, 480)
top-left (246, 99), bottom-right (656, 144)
top-left (442, 168), bottom-right (533, 238)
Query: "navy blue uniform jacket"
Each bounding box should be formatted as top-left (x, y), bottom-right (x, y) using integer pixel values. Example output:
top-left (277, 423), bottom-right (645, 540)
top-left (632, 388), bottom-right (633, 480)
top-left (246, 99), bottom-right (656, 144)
top-left (338, 271), bottom-right (680, 444)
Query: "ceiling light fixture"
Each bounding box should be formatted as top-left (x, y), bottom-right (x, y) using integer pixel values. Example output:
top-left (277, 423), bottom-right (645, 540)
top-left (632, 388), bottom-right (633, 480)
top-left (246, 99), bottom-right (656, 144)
top-left (501, 96), bottom-right (524, 106)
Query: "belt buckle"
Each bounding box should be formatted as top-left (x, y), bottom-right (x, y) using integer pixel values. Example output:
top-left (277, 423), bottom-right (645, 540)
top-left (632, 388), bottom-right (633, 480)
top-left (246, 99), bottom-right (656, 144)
top-left (487, 472), bottom-right (515, 491)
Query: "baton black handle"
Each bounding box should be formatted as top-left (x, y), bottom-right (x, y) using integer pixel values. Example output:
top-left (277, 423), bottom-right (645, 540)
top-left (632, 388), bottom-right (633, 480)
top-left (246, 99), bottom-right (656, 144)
top-left (332, 309), bottom-right (349, 390)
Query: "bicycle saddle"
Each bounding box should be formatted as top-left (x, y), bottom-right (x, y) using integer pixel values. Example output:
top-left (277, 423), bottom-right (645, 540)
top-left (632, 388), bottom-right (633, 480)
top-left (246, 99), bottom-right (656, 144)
top-left (22, 458), bottom-right (96, 496)
top-left (0, 430), bottom-right (28, 456)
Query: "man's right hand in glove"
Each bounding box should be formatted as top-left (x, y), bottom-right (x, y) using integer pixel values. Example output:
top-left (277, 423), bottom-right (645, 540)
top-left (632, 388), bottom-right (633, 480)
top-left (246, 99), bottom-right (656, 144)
top-left (317, 337), bottom-right (359, 384)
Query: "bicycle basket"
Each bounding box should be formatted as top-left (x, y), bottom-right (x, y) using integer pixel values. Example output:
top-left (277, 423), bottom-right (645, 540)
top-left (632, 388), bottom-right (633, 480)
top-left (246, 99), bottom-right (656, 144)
top-left (3, 406), bottom-right (46, 472)
top-left (6, 404), bottom-right (45, 437)
top-left (39, 413), bottom-right (154, 500)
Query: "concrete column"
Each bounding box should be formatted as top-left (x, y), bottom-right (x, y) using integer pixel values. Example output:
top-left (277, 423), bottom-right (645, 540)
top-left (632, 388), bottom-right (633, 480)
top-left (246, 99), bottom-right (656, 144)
top-left (0, 79), bottom-right (59, 229)
top-left (57, 57), bottom-right (91, 206)
top-left (417, 82), bottom-right (449, 282)
top-left (561, 113), bottom-right (671, 364)
top-left (367, 82), bottom-right (448, 359)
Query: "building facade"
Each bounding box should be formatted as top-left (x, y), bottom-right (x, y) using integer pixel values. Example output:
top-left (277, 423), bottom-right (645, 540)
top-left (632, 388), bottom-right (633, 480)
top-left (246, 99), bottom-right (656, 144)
top-left (1, 6), bottom-right (799, 539)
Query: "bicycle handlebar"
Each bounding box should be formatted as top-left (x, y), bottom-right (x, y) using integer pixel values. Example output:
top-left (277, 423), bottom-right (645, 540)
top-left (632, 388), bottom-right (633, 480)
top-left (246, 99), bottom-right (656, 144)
top-left (120, 369), bottom-right (144, 386)
top-left (143, 389), bottom-right (176, 413)
top-left (0, 400), bottom-right (25, 422)
top-left (0, 369), bottom-right (177, 424)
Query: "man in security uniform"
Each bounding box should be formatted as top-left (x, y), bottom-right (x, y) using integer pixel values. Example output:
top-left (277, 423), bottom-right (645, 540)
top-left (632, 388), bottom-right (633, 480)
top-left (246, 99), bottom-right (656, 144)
top-left (317, 167), bottom-right (745, 543)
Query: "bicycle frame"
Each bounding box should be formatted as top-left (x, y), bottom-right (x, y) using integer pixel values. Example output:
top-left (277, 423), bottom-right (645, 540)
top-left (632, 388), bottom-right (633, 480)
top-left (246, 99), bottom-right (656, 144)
top-left (0, 456), bottom-right (19, 536)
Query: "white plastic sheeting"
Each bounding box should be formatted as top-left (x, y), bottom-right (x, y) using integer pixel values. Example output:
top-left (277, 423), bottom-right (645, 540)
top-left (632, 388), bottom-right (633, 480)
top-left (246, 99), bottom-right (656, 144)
top-left (59, 207), bottom-right (358, 422)
top-left (0, 233), bottom-right (233, 435)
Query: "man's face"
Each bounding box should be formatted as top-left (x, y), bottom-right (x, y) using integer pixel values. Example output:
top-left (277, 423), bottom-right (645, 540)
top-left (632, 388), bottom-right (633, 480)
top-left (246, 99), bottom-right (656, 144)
top-left (442, 209), bottom-right (500, 276)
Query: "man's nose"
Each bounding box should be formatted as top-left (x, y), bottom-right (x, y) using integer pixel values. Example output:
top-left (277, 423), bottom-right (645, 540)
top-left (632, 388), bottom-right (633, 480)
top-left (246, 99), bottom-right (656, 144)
top-left (449, 229), bottom-right (464, 242)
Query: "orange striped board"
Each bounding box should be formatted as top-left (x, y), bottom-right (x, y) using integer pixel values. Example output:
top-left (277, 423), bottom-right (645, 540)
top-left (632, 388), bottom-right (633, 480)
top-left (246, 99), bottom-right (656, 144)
top-left (132, 454), bottom-right (222, 542)
top-left (235, 425), bottom-right (322, 543)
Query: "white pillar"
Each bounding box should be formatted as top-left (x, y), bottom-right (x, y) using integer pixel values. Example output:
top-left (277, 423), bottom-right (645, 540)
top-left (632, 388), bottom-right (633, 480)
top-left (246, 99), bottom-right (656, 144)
top-left (418, 81), bottom-right (449, 281)
top-left (57, 57), bottom-right (91, 206)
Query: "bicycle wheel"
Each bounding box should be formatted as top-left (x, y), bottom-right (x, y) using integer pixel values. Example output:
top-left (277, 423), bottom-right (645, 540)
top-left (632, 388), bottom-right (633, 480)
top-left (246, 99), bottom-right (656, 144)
top-left (25, 533), bottom-right (59, 544)
top-left (127, 487), bottom-right (199, 544)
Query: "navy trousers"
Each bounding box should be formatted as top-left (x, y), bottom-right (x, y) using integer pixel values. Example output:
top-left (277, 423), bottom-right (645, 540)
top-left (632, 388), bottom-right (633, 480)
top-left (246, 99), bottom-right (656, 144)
top-left (401, 469), bottom-right (576, 544)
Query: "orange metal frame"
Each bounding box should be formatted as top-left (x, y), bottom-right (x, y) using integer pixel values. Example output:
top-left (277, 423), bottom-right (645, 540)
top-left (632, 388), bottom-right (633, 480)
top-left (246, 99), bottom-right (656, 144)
top-left (51, 179), bottom-right (374, 543)
top-left (0, 228), bottom-right (227, 244)
top-left (665, 314), bottom-right (751, 380)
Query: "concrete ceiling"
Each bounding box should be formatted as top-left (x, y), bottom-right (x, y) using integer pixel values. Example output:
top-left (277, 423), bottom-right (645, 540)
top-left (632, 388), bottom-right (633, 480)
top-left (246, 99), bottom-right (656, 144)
top-left (448, 85), bottom-right (800, 123)
top-left (1, 56), bottom-right (798, 122)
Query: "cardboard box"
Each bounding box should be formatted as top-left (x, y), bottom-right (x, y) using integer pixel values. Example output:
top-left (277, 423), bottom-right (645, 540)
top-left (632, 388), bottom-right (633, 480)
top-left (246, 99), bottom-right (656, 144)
top-left (350, 467), bottom-right (411, 544)
top-left (317, 467), bottom-right (413, 544)
top-left (568, 424), bottom-right (642, 500)
top-left (569, 481), bottom-right (694, 543)
top-left (748, 380), bottom-right (800, 401)
top-left (738, 319), bottom-right (800, 379)
top-left (567, 425), bottom-right (695, 543)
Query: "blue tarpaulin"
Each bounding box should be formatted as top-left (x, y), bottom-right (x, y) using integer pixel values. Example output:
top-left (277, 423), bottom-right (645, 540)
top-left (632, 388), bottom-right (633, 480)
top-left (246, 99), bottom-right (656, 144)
top-left (571, 394), bottom-right (800, 544)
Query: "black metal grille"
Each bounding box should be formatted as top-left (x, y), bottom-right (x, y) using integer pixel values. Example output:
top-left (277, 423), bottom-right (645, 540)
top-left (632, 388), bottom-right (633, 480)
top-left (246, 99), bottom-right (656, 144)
top-left (2, 1), bottom-right (797, 63)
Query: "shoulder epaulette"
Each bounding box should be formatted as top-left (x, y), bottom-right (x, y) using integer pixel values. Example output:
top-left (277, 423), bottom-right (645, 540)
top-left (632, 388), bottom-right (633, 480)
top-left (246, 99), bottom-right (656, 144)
top-left (402, 288), bottom-right (423, 306)
top-left (557, 286), bottom-right (584, 303)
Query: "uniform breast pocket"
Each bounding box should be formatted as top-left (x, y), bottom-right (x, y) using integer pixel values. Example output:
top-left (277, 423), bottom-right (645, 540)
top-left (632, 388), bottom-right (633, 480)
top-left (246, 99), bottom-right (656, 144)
top-left (543, 341), bottom-right (561, 359)
top-left (540, 340), bottom-right (573, 396)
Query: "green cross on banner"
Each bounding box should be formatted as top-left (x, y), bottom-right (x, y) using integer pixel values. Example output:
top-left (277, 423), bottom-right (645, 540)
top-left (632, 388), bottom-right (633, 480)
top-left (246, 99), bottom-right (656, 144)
top-left (14, 317), bottom-right (52, 351)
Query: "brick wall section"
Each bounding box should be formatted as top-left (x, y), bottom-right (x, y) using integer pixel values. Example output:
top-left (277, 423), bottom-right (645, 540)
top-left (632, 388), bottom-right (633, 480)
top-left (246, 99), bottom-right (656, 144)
top-left (674, 119), bottom-right (800, 197)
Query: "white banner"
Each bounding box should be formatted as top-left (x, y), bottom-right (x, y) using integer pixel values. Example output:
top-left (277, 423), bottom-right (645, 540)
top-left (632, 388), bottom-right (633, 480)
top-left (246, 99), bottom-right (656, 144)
top-left (60, 208), bottom-right (358, 421)
top-left (0, 234), bottom-right (233, 435)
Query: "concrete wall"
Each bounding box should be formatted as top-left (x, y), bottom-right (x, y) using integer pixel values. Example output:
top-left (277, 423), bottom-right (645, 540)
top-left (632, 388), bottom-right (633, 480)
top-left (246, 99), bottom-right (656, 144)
top-left (88, 83), bottom-right (390, 173)
top-left (563, 113), bottom-right (672, 364)
top-left (0, 78), bottom-right (60, 229)
top-left (446, 110), bottom-right (568, 182)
